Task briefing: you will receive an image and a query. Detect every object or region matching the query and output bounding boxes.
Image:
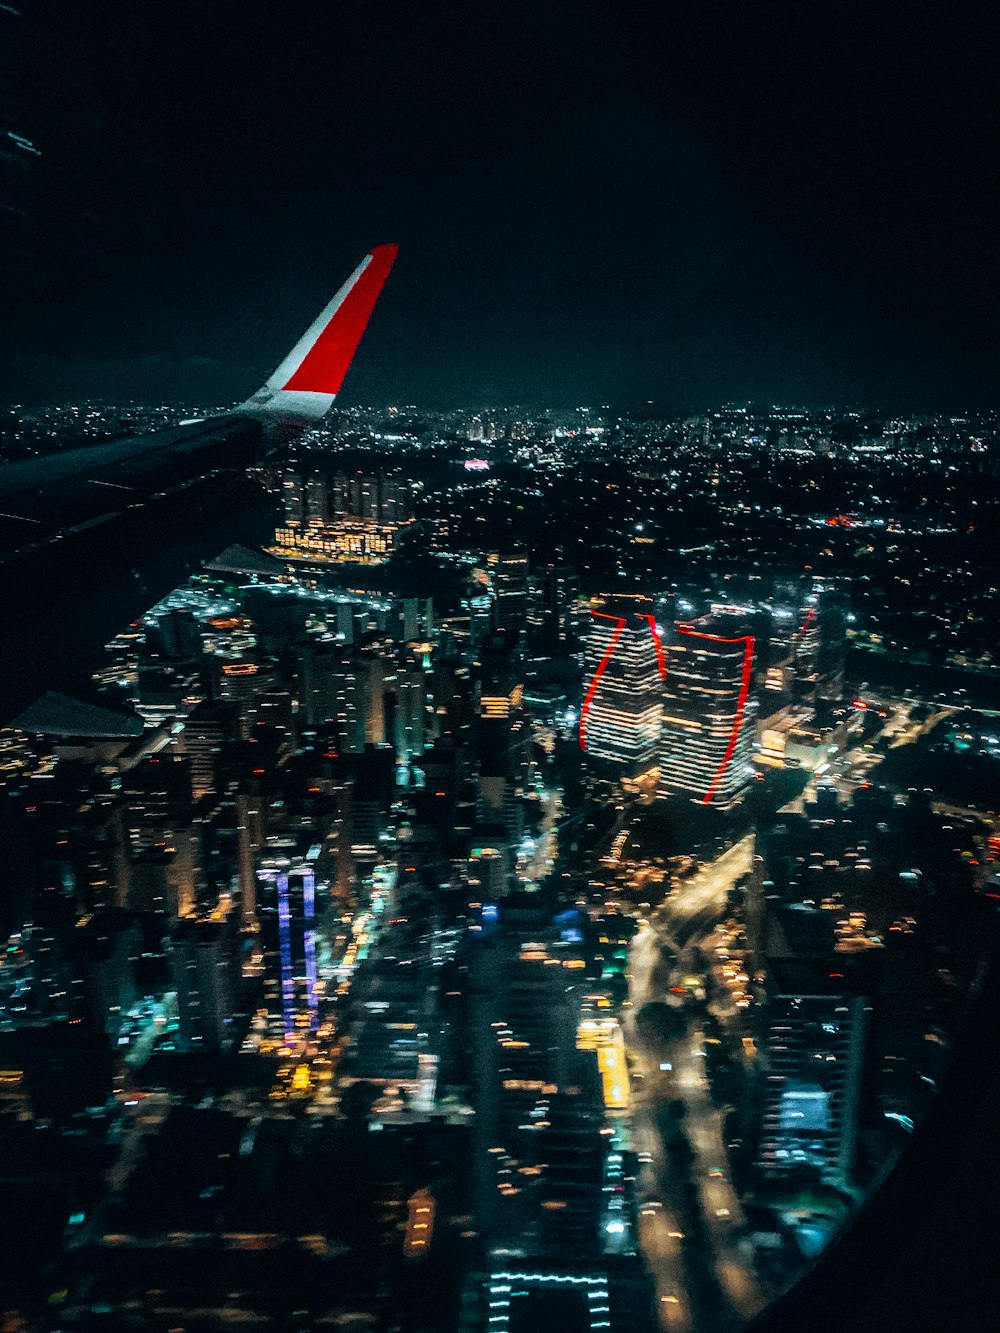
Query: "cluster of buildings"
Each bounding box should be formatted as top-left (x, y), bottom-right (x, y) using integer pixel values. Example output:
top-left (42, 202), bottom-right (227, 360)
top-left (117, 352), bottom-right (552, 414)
top-left (580, 587), bottom-right (849, 808)
top-left (271, 468), bottom-right (416, 564)
top-left (0, 433), bottom-right (992, 1332)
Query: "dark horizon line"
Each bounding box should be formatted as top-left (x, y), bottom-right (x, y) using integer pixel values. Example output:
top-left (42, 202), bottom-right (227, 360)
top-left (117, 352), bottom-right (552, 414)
top-left (3, 396), bottom-right (998, 421)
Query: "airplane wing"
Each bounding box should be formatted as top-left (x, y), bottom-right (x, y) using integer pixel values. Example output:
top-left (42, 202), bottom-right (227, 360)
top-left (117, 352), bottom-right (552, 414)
top-left (0, 245), bottom-right (398, 719)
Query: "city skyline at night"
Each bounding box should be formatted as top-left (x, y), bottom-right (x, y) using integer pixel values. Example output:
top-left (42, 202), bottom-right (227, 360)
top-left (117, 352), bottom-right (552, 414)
top-left (2, 384), bottom-right (1000, 1332)
top-left (3, 5), bottom-right (1000, 1333)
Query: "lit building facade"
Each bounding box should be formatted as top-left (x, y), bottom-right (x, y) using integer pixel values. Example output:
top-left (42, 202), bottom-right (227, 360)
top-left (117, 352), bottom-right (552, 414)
top-left (489, 551), bottom-right (530, 635)
top-left (755, 994), bottom-right (866, 1190)
top-left (258, 857), bottom-right (319, 1045)
top-left (579, 597), bottom-right (664, 773)
top-left (530, 563), bottom-right (582, 656)
top-left (658, 614), bottom-right (756, 808)
top-left (169, 920), bottom-right (239, 1053)
top-left (766, 585), bottom-right (848, 702)
top-left (388, 652), bottom-right (429, 765)
top-left (271, 469), bottom-right (414, 565)
top-left (576, 1016), bottom-right (629, 1110)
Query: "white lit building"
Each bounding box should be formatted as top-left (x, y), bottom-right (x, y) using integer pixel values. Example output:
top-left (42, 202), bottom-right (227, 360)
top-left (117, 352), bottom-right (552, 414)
top-left (658, 613), bottom-right (757, 808)
top-left (579, 597), bottom-right (664, 774)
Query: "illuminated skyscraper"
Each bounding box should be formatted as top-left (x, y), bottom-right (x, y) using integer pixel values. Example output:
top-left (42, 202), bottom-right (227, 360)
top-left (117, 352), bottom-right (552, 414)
top-left (755, 994), bottom-right (866, 1190)
top-left (169, 921), bottom-right (239, 1053)
top-left (530, 563), bottom-right (581, 656)
top-left (579, 596), bottom-right (664, 773)
top-left (273, 469), bottom-right (413, 565)
top-left (767, 585), bottom-right (848, 702)
top-left (258, 857), bottom-right (319, 1045)
top-left (658, 612), bottom-right (756, 808)
top-left (236, 790), bottom-right (264, 930)
top-left (489, 550), bottom-right (530, 635)
top-left (387, 650), bottom-right (429, 765)
top-left (477, 630), bottom-right (528, 775)
top-left (219, 661), bottom-right (274, 739)
top-left (812, 588), bottom-right (849, 700)
top-left (183, 700), bottom-right (241, 801)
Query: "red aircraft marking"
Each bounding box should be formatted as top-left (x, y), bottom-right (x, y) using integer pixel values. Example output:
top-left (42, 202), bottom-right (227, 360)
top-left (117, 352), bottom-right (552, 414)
top-left (283, 243), bottom-right (398, 394)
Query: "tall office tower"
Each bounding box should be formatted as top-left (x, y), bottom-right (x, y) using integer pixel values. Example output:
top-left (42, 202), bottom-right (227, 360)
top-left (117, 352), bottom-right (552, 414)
top-left (219, 661), bottom-right (274, 739)
top-left (814, 589), bottom-right (849, 699)
top-left (533, 1096), bottom-right (608, 1256)
top-left (183, 700), bottom-right (241, 800)
top-left (466, 829), bottom-right (514, 899)
top-left (762, 611), bottom-right (797, 698)
top-left (146, 608), bottom-right (203, 661)
top-left (429, 659), bottom-right (477, 769)
top-left (579, 595), bottom-right (665, 773)
top-left (526, 572), bottom-right (545, 642)
top-left (398, 595), bottom-right (434, 643)
top-left (295, 645), bottom-right (378, 754)
top-left (468, 916), bottom-right (591, 1244)
top-left (64, 911), bottom-right (141, 1035)
top-left (22, 918), bottom-right (71, 1022)
top-left (255, 686), bottom-right (298, 759)
top-left (477, 629), bottom-right (529, 781)
top-left (169, 920), bottom-right (239, 1053)
top-left (489, 551), bottom-right (530, 635)
top-left (755, 994), bottom-right (866, 1191)
top-left (658, 611), bottom-right (757, 808)
top-left (779, 586), bottom-right (849, 701)
top-left (388, 651), bottom-right (428, 765)
top-left (116, 754), bottom-right (200, 917)
top-left (294, 642), bottom-right (343, 728)
top-left (235, 790), bottom-right (265, 929)
top-left (331, 652), bottom-right (369, 754)
top-left (258, 857), bottom-right (319, 1045)
top-left (362, 649), bottom-right (390, 746)
top-left (793, 598), bottom-right (819, 667)
top-left (123, 843), bottom-right (198, 918)
top-left (529, 564), bottom-right (581, 656)
top-left (317, 644), bottom-right (391, 752)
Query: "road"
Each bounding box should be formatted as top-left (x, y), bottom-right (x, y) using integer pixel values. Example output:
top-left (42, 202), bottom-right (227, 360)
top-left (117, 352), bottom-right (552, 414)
top-left (624, 696), bottom-right (963, 1329)
top-left (627, 1036), bottom-right (696, 1333)
top-left (627, 921), bottom-right (766, 1333)
top-left (670, 1026), bottom-right (763, 1322)
top-left (517, 783), bottom-right (563, 886)
top-left (651, 835), bottom-right (756, 949)
top-left (625, 831), bottom-right (768, 1332)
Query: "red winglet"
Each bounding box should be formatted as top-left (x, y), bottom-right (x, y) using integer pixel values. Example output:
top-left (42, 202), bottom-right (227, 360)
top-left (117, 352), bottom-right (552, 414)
top-left (282, 243), bottom-right (398, 394)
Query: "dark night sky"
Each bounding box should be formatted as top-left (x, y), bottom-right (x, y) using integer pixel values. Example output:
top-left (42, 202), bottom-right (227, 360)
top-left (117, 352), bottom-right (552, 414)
top-left (3, 1), bottom-right (999, 412)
